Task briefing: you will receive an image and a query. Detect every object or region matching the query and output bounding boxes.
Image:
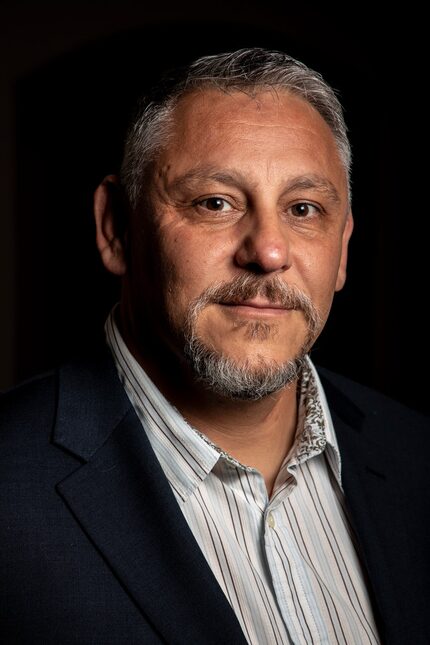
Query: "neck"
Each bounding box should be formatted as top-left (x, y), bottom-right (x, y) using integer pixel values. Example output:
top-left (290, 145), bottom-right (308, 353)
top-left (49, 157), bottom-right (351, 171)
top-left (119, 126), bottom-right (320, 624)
top-left (180, 385), bottom-right (299, 495)
top-left (119, 307), bottom-right (300, 495)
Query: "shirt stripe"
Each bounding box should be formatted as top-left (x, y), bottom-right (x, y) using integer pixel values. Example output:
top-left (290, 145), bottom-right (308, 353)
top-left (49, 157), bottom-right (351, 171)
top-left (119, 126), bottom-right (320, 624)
top-left (106, 311), bottom-right (380, 645)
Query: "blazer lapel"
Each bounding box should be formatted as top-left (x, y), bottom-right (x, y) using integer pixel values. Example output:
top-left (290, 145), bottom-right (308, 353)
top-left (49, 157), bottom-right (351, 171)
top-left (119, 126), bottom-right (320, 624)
top-left (53, 357), bottom-right (246, 645)
top-left (320, 374), bottom-right (414, 643)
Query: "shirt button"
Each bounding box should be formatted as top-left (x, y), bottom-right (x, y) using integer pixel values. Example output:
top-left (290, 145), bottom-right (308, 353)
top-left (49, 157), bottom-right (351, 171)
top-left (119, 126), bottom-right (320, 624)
top-left (267, 512), bottom-right (275, 529)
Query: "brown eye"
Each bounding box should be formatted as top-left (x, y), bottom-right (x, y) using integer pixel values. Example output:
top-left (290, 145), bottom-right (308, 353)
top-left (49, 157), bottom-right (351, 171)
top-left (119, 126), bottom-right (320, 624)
top-left (198, 197), bottom-right (233, 212)
top-left (290, 202), bottom-right (321, 219)
top-left (206, 198), bottom-right (224, 211)
top-left (291, 203), bottom-right (317, 217)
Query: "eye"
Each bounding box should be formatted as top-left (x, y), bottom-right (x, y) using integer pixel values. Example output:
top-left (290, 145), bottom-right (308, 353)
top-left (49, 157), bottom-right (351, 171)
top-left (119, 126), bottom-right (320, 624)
top-left (290, 202), bottom-right (320, 218)
top-left (196, 197), bottom-right (234, 213)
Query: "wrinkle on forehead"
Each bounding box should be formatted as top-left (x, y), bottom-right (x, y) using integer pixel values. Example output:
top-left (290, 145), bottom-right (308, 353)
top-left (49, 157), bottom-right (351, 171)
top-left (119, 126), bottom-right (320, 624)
top-left (154, 88), bottom-right (347, 200)
top-left (170, 92), bottom-right (337, 157)
top-left (217, 120), bottom-right (315, 128)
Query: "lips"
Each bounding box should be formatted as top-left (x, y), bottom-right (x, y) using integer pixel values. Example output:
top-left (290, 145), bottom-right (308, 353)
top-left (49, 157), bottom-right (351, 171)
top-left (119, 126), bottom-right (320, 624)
top-left (221, 298), bottom-right (288, 310)
top-left (219, 298), bottom-right (292, 318)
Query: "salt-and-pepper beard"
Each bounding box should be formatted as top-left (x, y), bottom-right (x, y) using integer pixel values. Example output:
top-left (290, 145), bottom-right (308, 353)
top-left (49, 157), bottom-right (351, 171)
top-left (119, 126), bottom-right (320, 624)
top-left (183, 274), bottom-right (322, 400)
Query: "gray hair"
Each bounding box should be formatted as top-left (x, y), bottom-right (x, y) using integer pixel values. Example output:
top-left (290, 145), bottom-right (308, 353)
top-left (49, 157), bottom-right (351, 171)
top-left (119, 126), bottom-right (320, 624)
top-left (120, 47), bottom-right (352, 209)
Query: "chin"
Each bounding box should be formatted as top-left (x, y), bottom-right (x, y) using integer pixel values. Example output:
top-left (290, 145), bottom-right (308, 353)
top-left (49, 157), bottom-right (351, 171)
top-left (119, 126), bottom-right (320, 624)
top-left (184, 333), bottom-right (306, 401)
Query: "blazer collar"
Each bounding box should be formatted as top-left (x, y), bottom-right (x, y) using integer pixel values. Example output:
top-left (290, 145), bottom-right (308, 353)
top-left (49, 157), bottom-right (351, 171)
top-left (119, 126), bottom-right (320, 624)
top-left (53, 352), bottom-right (131, 460)
top-left (53, 355), bottom-right (247, 645)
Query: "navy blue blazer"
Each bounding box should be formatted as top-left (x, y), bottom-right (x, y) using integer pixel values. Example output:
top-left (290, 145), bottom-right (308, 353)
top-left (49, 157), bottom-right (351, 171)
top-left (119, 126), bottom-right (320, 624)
top-left (1, 353), bottom-right (429, 644)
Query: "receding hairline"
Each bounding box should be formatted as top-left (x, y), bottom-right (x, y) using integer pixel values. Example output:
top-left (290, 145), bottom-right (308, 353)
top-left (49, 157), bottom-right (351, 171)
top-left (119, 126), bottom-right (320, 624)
top-left (163, 83), bottom-right (330, 117)
top-left (120, 48), bottom-right (352, 209)
top-left (150, 84), bottom-right (347, 167)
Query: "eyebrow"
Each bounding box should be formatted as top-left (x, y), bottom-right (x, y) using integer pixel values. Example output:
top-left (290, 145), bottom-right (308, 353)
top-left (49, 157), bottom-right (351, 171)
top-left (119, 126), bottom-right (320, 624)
top-left (168, 166), bottom-right (248, 191)
top-left (168, 165), bottom-right (341, 204)
top-left (282, 175), bottom-right (341, 204)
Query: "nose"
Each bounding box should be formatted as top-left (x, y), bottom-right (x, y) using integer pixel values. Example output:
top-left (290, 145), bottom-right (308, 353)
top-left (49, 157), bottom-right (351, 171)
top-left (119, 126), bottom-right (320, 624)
top-left (234, 210), bottom-right (291, 274)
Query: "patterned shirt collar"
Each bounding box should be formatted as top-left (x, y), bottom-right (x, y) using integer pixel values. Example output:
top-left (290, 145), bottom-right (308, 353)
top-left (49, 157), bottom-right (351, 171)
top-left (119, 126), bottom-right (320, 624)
top-left (105, 310), bottom-right (342, 502)
top-left (293, 359), bottom-right (342, 481)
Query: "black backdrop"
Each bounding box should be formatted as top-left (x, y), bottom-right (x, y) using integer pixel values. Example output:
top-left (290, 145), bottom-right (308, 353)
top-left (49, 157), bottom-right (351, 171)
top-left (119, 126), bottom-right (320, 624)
top-left (10, 5), bottom-right (428, 413)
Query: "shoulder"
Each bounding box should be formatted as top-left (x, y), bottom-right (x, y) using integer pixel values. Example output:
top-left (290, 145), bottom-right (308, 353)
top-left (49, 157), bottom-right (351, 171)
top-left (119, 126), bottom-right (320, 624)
top-left (0, 370), bottom-right (70, 491)
top-left (0, 371), bottom-right (57, 440)
top-left (0, 348), bottom-right (118, 426)
top-left (0, 352), bottom-right (129, 461)
top-left (316, 364), bottom-right (428, 419)
top-left (316, 364), bottom-right (430, 451)
top-left (316, 365), bottom-right (430, 412)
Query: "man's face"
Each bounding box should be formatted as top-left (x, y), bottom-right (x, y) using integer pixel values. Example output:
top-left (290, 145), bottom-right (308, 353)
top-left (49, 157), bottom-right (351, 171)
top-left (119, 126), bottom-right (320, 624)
top-left (126, 89), bottom-right (352, 394)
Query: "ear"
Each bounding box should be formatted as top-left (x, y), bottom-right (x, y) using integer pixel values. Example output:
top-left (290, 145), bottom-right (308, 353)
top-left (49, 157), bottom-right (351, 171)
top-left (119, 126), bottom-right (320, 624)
top-left (94, 175), bottom-right (127, 276)
top-left (335, 211), bottom-right (354, 292)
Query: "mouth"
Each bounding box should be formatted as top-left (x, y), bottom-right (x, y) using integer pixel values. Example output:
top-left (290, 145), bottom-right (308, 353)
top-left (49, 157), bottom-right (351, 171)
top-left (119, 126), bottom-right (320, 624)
top-left (219, 298), bottom-right (292, 317)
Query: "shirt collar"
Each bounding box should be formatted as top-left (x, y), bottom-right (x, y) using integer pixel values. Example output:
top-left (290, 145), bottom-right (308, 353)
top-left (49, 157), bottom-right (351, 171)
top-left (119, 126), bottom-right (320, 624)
top-left (309, 360), bottom-right (342, 478)
top-left (105, 310), bottom-right (342, 501)
top-left (290, 358), bottom-right (342, 486)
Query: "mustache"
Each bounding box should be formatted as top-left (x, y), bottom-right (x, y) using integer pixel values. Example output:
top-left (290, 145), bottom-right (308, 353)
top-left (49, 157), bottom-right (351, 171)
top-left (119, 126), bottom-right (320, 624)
top-left (187, 274), bottom-right (321, 335)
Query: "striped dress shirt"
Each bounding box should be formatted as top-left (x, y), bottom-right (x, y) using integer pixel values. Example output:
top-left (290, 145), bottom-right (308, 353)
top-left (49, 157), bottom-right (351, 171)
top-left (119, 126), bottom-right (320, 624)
top-left (106, 313), bottom-right (380, 645)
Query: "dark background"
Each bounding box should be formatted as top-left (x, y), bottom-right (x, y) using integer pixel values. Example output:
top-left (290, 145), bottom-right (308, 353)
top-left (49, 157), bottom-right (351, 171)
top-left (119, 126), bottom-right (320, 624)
top-left (1, 2), bottom-right (427, 413)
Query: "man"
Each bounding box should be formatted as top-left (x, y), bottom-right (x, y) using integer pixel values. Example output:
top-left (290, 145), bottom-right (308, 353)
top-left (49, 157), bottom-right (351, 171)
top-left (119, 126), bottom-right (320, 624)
top-left (1, 48), bottom-right (428, 645)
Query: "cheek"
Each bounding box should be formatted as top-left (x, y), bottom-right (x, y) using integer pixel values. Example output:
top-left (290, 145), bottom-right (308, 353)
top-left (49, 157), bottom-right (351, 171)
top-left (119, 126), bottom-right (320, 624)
top-left (294, 243), bottom-right (342, 311)
top-left (163, 230), bottom-right (230, 317)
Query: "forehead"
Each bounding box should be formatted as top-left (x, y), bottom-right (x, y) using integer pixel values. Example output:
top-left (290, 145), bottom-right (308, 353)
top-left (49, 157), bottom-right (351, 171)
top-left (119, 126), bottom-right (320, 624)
top-left (175, 87), bottom-right (325, 128)
top-left (156, 88), bottom-right (346, 192)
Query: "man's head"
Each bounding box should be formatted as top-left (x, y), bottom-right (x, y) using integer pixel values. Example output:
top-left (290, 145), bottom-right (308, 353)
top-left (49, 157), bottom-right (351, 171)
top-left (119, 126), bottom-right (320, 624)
top-left (94, 48), bottom-right (353, 400)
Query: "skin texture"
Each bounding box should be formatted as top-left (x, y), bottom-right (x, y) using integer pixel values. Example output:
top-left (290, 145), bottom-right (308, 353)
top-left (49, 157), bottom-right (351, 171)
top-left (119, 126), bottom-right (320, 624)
top-left (94, 88), bottom-right (353, 493)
